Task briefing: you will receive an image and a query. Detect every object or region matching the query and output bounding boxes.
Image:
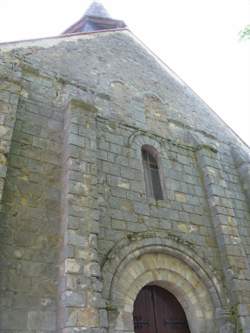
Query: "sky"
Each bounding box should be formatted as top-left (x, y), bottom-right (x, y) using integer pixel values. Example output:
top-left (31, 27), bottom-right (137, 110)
top-left (0, 0), bottom-right (249, 145)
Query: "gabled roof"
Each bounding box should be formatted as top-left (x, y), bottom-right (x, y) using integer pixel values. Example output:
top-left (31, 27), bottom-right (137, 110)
top-left (63, 1), bottom-right (126, 34)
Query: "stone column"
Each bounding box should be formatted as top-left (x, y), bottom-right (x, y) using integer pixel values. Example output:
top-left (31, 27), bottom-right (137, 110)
top-left (195, 144), bottom-right (250, 332)
top-left (59, 98), bottom-right (106, 332)
top-left (0, 79), bottom-right (21, 212)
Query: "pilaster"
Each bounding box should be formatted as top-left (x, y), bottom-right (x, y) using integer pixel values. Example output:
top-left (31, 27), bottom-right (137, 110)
top-left (195, 144), bottom-right (250, 331)
top-left (0, 79), bottom-right (21, 212)
top-left (59, 98), bottom-right (105, 332)
top-left (231, 145), bottom-right (250, 205)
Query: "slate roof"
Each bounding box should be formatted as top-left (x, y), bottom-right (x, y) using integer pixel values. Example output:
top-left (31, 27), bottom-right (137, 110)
top-left (63, 1), bottom-right (126, 34)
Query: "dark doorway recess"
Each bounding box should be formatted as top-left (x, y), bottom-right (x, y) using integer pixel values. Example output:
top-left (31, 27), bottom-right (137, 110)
top-left (133, 285), bottom-right (191, 333)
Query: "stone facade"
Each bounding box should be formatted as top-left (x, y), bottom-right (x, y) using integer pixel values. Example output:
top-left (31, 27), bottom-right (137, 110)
top-left (0, 29), bottom-right (250, 332)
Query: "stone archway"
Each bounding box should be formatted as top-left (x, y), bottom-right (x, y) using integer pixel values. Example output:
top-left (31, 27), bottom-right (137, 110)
top-left (109, 252), bottom-right (214, 333)
top-left (102, 234), bottom-right (230, 333)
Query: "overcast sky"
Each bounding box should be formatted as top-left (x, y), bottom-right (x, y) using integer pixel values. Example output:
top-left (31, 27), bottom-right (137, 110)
top-left (0, 0), bottom-right (249, 145)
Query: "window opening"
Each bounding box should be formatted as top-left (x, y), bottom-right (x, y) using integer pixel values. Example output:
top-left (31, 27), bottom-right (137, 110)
top-left (142, 147), bottom-right (163, 200)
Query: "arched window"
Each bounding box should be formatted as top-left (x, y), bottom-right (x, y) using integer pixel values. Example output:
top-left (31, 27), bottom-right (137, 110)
top-left (142, 145), bottom-right (164, 200)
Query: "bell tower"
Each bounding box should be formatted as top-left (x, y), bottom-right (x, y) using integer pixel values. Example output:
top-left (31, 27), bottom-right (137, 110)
top-left (63, 1), bottom-right (126, 34)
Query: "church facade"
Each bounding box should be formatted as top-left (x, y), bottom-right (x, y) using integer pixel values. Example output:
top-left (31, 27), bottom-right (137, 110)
top-left (1, 3), bottom-right (250, 333)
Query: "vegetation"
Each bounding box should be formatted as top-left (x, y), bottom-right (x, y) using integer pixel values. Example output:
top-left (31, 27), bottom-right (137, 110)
top-left (240, 24), bottom-right (250, 40)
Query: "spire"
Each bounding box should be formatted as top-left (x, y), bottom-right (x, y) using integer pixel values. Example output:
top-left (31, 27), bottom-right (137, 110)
top-left (63, 1), bottom-right (127, 34)
top-left (84, 1), bottom-right (111, 18)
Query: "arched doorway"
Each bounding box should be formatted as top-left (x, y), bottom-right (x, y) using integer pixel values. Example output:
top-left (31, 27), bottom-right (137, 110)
top-left (103, 239), bottom-right (225, 332)
top-left (133, 285), bottom-right (190, 333)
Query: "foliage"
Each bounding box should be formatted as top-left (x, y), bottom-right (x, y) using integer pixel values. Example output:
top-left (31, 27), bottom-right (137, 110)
top-left (240, 24), bottom-right (250, 40)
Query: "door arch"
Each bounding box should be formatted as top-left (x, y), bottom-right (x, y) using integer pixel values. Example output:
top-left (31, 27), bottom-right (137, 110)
top-left (103, 238), bottom-right (226, 332)
top-left (133, 285), bottom-right (190, 333)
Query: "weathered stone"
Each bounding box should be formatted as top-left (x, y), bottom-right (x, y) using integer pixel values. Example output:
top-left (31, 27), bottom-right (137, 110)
top-left (0, 310), bottom-right (28, 330)
top-left (66, 307), bottom-right (99, 327)
top-left (62, 291), bottom-right (86, 307)
top-left (1, 3), bottom-right (250, 333)
top-left (67, 230), bottom-right (87, 247)
top-left (27, 311), bottom-right (56, 330)
top-left (65, 259), bottom-right (81, 273)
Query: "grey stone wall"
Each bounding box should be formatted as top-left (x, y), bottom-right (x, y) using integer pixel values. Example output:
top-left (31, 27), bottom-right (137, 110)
top-left (0, 58), bottom-right (63, 331)
top-left (96, 119), bottom-right (219, 264)
top-left (0, 30), bottom-right (250, 332)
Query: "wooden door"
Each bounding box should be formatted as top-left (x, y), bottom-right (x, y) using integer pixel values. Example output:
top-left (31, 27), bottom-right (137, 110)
top-left (133, 286), bottom-right (156, 333)
top-left (133, 285), bottom-right (190, 333)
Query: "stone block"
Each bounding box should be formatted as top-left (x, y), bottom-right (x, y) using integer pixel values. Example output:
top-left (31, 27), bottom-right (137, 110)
top-left (66, 307), bottom-right (99, 328)
top-left (67, 230), bottom-right (87, 247)
top-left (85, 262), bottom-right (100, 278)
top-left (0, 310), bottom-right (27, 330)
top-left (65, 259), bottom-right (81, 273)
top-left (62, 290), bottom-right (86, 307)
top-left (27, 311), bottom-right (56, 330)
top-left (99, 309), bottom-right (108, 328)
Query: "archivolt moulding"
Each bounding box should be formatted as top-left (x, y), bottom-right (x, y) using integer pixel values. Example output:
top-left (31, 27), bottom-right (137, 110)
top-left (102, 234), bottom-right (228, 333)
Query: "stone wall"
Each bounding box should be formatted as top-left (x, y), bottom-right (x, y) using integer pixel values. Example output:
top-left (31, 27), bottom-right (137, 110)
top-left (0, 30), bottom-right (250, 332)
top-left (0, 57), bottom-right (63, 331)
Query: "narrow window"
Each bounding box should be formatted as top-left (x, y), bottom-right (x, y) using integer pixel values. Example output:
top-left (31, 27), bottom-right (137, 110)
top-left (142, 146), bottom-right (164, 200)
